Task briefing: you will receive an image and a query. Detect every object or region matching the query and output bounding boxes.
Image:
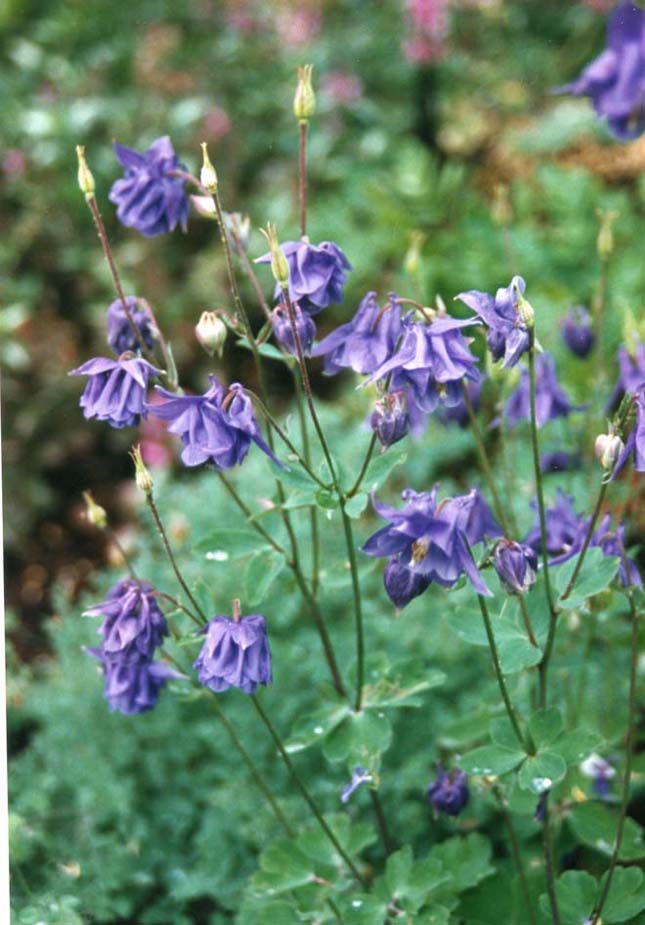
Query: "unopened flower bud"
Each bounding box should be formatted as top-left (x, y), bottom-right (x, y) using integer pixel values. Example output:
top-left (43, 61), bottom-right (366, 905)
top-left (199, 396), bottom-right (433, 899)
top-left (190, 195), bottom-right (217, 219)
top-left (493, 539), bottom-right (537, 595)
top-left (200, 142), bottom-right (218, 193)
top-left (594, 432), bottom-right (624, 471)
top-left (271, 302), bottom-right (315, 355)
top-left (293, 64), bottom-right (315, 123)
top-left (512, 278), bottom-right (535, 328)
top-left (597, 209), bottom-right (618, 260)
top-left (130, 444), bottom-right (154, 494)
top-left (371, 391), bottom-right (410, 448)
top-left (82, 490), bottom-right (107, 529)
top-left (260, 223), bottom-right (289, 288)
top-left (76, 145), bottom-right (95, 200)
top-left (195, 311), bottom-right (227, 357)
top-left (404, 231), bottom-right (425, 277)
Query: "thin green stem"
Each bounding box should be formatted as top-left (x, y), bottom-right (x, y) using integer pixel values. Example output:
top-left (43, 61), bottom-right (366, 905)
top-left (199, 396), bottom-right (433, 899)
top-left (106, 526), bottom-right (139, 581)
top-left (299, 121), bottom-right (307, 238)
top-left (250, 693), bottom-right (366, 885)
top-left (216, 472), bottom-right (347, 698)
top-left (370, 791), bottom-right (394, 856)
top-left (347, 432), bottom-right (378, 498)
top-left (153, 590), bottom-right (203, 628)
top-left (559, 481), bottom-right (608, 602)
top-left (462, 380), bottom-right (509, 536)
top-left (541, 801), bottom-right (561, 925)
top-left (145, 492), bottom-right (208, 622)
top-left (477, 596), bottom-right (529, 752)
top-left (293, 373), bottom-right (321, 596)
top-left (494, 788), bottom-right (537, 925)
top-left (590, 568), bottom-right (640, 924)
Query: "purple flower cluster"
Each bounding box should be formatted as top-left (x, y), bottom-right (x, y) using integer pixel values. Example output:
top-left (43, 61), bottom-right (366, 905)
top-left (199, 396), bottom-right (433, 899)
top-left (503, 353), bottom-right (583, 429)
top-left (84, 579), bottom-right (180, 714)
top-left (427, 764), bottom-right (469, 817)
top-left (109, 136), bottom-right (189, 237)
top-left (613, 384), bottom-right (645, 476)
top-left (363, 485), bottom-right (501, 608)
top-left (70, 355), bottom-right (160, 429)
top-left (151, 376), bottom-right (281, 470)
top-left (312, 292), bottom-right (403, 375)
top-left (524, 489), bottom-right (641, 588)
top-left (257, 239), bottom-right (352, 315)
top-left (607, 339), bottom-right (645, 412)
top-left (559, 2), bottom-right (645, 141)
top-left (457, 275), bottom-right (531, 368)
top-left (106, 296), bottom-right (156, 355)
top-left (193, 613), bottom-right (272, 694)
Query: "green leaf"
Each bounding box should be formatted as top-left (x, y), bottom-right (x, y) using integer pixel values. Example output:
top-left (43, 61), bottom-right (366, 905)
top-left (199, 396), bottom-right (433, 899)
top-left (445, 602), bottom-right (488, 647)
top-left (284, 701), bottom-right (350, 753)
top-left (297, 814), bottom-right (376, 869)
top-left (459, 744), bottom-right (525, 776)
top-left (361, 450), bottom-right (407, 493)
top-left (569, 802), bottom-right (645, 860)
top-left (345, 492), bottom-right (368, 519)
top-left (362, 668), bottom-right (445, 710)
top-left (490, 717), bottom-right (525, 751)
top-left (338, 895), bottom-right (388, 925)
top-left (541, 870), bottom-right (596, 924)
top-left (555, 546), bottom-right (620, 609)
top-left (601, 867), bottom-right (645, 922)
top-left (518, 751), bottom-right (567, 793)
top-left (529, 708), bottom-right (564, 749)
top-left (430, 833), bottom-right (494, 893)
top-left (238, 338), bottom-right (293, 363)
top-left (322, 710), bottom-right (393, 766)
top-left (278, 463), bottom-right (322, 491)
top-left (496, 631), bottom-right (542, 674)
top-left (195, 528), bottom-right (269, 560)
top-left (554, 726), bottom-right (602, 764)
top-left (244, 549), bottom-right (285, 605)
top-left (251, 838), bottom-right (317, 894)
top-left (315, 488), bottom-right (340, 510)
top-left (385, 845), bottom-right (414, 897)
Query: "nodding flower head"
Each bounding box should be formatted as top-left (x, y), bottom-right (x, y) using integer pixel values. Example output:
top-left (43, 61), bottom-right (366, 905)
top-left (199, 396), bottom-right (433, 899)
top-left (70, 355), bottom-right (160, 429)
top-left (106, 296), bottom-right (156, 355)
top-left (561, 306), bottom-right (596, 359)
top-left (86, 647), bottom-right (182, 715)
top-left (427, 764), bottom-right (469, 817)
top-left (256, 238), bottom-right (352, 315)
top-left (271, 301), bottom-right (316, 356)
top-left (109, 135), bottom-right (189, 237)
top-left (457, 275), bottom-right (532, 368)
top-left (193, 611), bottom-right (272, 694)
top-left (311, 291), bottom-right (403, 375)
top-left (503, 352), bottom-right (584, 430)
top-left (493, 539), bottom-right (538, 595)
top-left (84, 578), bottom-right (168, 659)
top-left (370, 389), bottom-right (410, 449)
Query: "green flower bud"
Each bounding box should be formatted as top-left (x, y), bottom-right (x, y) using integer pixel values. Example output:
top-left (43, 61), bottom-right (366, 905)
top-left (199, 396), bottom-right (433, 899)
top-left (293, 64), bottom-right (315, 123)
top-left (76, 145), bottom-right (95, 200)
top-left (200, 142), bottom-right (218, 193)
top-left (195, 310), bottom-right (227, 357)
top-left (512, 278), bottom-right (535, 328)
top-left (82, 490), bottom-right (107, 529)
top-left (404, 231), bottom-right (425, 276)
top-left (596, 208), bottom-right (618, 261)
top-left (260, 223), bottom-right (289, 288)
top-left (130, 444), bottom-right (154, 495)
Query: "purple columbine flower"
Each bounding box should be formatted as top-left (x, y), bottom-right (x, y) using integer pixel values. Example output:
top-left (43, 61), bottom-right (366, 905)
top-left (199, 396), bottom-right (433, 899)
top-left (540, 450), bottom-right (581, 474)
top-left (84, 579), bottom-right (168, 659)
top-left (150, 376), bottom-right (281, 470)
top-left (370, 390), bottom-right (410, 449)
top-left (561, 306), bottom-right (596, 359)
top-left (607, 339), bottom-right (645, 412)
top-left (311, 292), bottom-right (403, 375)
top-left (70, 355), bottom-right (160, 429)
top-left (363, 313), bottom-right (480, 416)
top-left (427, 764), bottom-right (469, 817)
top-left (439, 379), bottom-right (481, 429)
top-left (503, 353), bottom-right (583, 429)
top-left (86, 648), bottom-right (182, 715)
top-left (363, 486), bottom-right (501, 608)
top-left (557, 2), bottom-right (645, 141)
top-left (106, 296), bottom-right (156, 354)
top-left (456, 275), bottom-right (531, 368)
top-left (593, 515), bottom-right (642, 587)
top-left (612, 384), bottom-right (645, 477)
top-left (340, 766), bottom-right (373, 804)
top-left (524, 489), bottom-right (588, 564)
top-left (256, 239), bottom-right (352, 315)
top-left (109, 136), bottom-right (190, 237)
top-left (580, 753), bottom-right (617, 798)
top-left (193, 613), bottom-right (272, 694)
top-left (271, 301), bottom-right (316, 356)
top-left (493, 539), bottom-right (538, 595)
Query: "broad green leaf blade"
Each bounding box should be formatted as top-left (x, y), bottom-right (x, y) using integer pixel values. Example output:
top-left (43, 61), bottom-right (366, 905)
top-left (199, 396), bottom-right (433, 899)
top-left (322, 710), bottom-right (393, 766)
top-left (568, 802), bottom-right (645, 860)
top-left (244, 549), bottom-right (285, 605)
top-left (540, 870), bottom-right (596, 924)
top-left (601, 867), bottom-right (645, 922)
top-left (554, 547), bottom-right (620, 610)
top-left (518, 751), bottom-right (567, 793)
top-left (529, 707), bottom-right (564, 749)
top-left (459, 744), bottom-right (525, 776)
top-left (285, 701), bottom-right (351, 753)
top-left (362, 450), bottom-right (407, 493)
top-left (195, 528), bottom-right (270, 560)
top-left (345, 492), bottom-right (368, 519)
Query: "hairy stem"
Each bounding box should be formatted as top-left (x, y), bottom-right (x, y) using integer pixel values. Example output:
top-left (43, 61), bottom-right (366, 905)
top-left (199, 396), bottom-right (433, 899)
top-left (250, 693), bottom-right (366, 885)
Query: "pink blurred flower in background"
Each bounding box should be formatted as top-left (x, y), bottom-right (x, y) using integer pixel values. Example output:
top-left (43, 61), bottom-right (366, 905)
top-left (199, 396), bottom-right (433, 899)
top-left (320, 71), bottom-right (363, 106)
top-left (581, 0), bottom-right (616, 12)
top-left (277, 3), bottom-right (322, 47)
top-left (3, 149), bottom-right (26, 177)
top-left (139, 391), bottom-right (175, 469)
top-left (202, 106), bottom-right (232, 142)
top-left (403, 0), bottom-right (451, 63)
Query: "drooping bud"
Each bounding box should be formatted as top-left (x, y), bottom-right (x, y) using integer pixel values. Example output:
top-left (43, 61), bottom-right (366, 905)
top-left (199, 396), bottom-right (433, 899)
top-left (561, 306), bottom-right (595, 359)
top-left (596, 208), bottom-right (618, 260)
top-left (427, 765), bottom-right (469, 817)
top-left (493, 539), bottom-right (538, 595)
top-left (370, 390), bottom-right (410, 449)
top-left (130, 444), bottom-right (154, 494)
top-left (260, 223), bottom-right (289, 289)
top-left (76, 145), bottom-right (95, 200)
top-left (190, 195), bottom-right (217, 220)
top-left (195, 311), bottom-right (227, 357)
top-left (512, 278), bottom-right (535, 328)
top-left (293, 64), bottom-right (315, 123)
top-left (594, 432), bottom-right (624, 471)
top-left (271, 302), bottom-right (315, 355)
top-left (82, 490), bottom-right (107, 529)
top-left (200, 142), bottom-right (218, 193)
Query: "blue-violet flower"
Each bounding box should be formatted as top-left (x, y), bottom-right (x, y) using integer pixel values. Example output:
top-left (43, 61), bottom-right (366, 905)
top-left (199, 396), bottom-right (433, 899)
top-left (457, 275), bottom-right (531, 368)
top-left (607, 339), bottom-right (645, 412)
top-left (70, 355), bottom-right (159, 429)
top-left (311, 291), bottom-right (403, 375)
top-left (257, 239), bottom-right (352, 315)
top-left (84, 579), bottom-right (168, 659)
top-left (106, 296), bottom-right (156, 354)
top-left (561, 306), bottom-right (595, 359)
top-left (493, 539), bottom-right (538, 595)
top-left (271, 302), bottom-right (316, 356)
top-left (340, 766), bottom-right (373, 804)
top-left (86, 648), bottom-right (181, 715)
top-left (427, 764), bottom-right (469, 817)
top-left (370, 390), bottom-right (410, 449)
top-left (503, 353), bottom-right (583, 429)
top-left (193, 613), bottom-right (272, 694)
top-left (580, 753), bottom-right (616, 798)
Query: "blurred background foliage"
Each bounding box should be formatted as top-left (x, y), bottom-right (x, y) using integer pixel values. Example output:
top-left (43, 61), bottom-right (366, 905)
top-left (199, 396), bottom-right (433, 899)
top-left (3, 0), bottom-right (645, 922)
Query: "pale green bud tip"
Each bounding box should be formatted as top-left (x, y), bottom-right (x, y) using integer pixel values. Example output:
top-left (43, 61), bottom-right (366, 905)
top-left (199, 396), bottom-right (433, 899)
top-left (260, 223), bottom-right (289, 288)
top-left (512, 280), bottom-right (535, 328)
top-left (195, 311), bottom-right (227, 357)
top-left (200, 142), bottom-right (218, 193)
top-left (293, 64), bottom-right (315, 123)
top-left (596, 208), bottom-right (618, 260)
top-left (76, 145), bottom-right (95, 199)
top-left (130, 444), bottom-right (154, 494)
top-left (594, 432), bottom-right (623, 471)
top-left (82, 490), bottom-right (107, 529)
top-left (404, 230), bottom-right (425, 276)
